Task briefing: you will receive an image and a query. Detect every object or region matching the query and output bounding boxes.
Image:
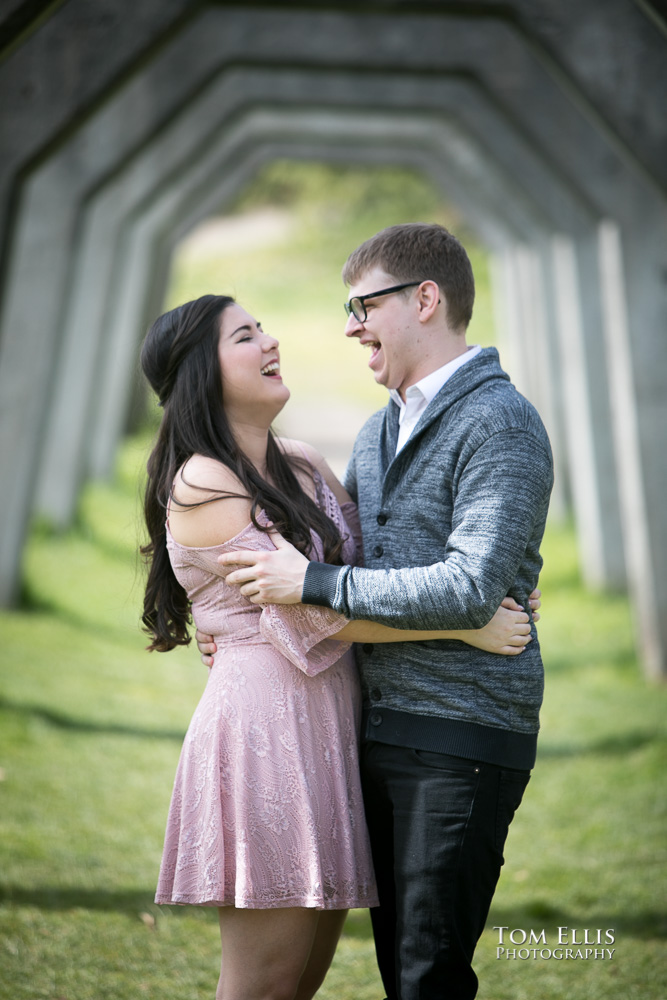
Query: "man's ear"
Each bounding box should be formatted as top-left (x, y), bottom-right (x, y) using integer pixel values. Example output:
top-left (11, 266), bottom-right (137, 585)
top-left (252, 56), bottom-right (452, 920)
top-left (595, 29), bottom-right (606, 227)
top-left (416, 280), bottom-right (441, 322)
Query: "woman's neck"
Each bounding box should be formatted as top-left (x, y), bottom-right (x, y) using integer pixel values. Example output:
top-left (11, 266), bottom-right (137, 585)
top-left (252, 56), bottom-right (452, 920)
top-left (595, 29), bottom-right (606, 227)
top-left (230, 417), bottom-right (271, 478)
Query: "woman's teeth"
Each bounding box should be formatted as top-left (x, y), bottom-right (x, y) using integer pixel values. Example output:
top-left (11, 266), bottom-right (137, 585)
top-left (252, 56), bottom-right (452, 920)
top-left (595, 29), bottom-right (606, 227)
top-left (261, 362), bottom-right (280, 376)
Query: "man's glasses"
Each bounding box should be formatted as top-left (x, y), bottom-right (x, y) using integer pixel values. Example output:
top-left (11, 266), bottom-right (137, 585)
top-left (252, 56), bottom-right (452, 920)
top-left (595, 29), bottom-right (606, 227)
top-left (344, 282), bottom-right (420, 323)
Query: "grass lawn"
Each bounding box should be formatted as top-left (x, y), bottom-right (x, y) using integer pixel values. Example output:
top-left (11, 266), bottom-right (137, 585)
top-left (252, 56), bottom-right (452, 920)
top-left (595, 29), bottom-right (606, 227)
top-left (1, 435), bottom-right (665, 999)
top-left (2, 165), bottom-right (665, 997)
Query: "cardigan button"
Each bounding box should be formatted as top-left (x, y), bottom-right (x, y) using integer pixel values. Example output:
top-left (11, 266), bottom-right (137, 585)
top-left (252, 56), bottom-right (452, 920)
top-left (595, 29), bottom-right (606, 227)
top-left (362, 643), bottom-right (374, 655)
top-left (372, 544), bottom-right (384, 558)
top-left (369, 712), bottom-right (383, 727)
top-left (370, 688), bottom-right (382, 702)
top-left (377, 513), bottom-right (388, 525)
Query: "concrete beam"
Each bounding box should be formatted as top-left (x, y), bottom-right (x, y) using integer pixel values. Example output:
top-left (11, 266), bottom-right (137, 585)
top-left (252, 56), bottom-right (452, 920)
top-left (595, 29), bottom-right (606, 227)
top-left (1, 3), bottom-right (665, 674)
top-left (26, 59), bottom-right (621, 595)
top-left (0, 0), bottom-right (199, 258)
top-left (455, 0), bottom-right (667, 194)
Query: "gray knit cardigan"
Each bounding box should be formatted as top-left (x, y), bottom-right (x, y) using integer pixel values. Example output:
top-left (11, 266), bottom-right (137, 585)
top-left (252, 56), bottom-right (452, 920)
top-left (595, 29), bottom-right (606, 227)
top-left (303, 348), bottom-right (554, 769)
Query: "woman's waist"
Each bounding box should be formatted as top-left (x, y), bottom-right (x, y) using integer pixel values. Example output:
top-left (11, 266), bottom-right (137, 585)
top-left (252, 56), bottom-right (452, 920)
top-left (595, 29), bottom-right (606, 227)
top-left (194, 624), bottom-right (266, 647)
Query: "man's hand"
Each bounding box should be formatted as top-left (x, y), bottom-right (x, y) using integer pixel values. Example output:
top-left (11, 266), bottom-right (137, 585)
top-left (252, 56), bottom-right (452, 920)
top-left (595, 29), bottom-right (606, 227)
top-left (217, 531), bottom-right (309, 605)
top-left (195, 628), bottom-right (216, 669)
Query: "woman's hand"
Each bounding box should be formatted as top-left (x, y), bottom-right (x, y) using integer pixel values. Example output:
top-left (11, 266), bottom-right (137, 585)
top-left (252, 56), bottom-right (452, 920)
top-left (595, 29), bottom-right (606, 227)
top-left (461, 597), bottom-right (532, 656)
top-left (528, 587), bottom-right (542, 621)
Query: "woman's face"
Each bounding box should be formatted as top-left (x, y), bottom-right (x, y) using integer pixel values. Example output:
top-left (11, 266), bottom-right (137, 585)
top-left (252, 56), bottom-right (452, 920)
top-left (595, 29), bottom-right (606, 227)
top-left (217, 304), bottom-right (290, 423)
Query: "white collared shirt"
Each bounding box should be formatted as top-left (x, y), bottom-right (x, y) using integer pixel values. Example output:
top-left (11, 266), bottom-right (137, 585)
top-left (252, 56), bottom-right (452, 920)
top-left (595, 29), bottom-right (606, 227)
top-left (390, 346), bottom-right (482, 454)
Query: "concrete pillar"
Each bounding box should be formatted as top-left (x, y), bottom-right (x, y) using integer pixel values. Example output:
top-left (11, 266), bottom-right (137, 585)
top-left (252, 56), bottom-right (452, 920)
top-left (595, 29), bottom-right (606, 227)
top-left (551, 234), bottom-right (613, 588)
top-left (0, 2), bottom-right (664, 677)
top-left (493, 245), bottom-right (569, 524)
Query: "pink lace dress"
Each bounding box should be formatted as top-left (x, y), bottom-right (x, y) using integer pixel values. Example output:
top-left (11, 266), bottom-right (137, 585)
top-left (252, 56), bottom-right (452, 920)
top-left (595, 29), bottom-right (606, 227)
top-left (154, 477), bottom-right (378, 910)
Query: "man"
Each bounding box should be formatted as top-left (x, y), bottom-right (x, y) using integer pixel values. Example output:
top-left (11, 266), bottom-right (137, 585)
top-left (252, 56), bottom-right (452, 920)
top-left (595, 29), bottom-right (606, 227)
top-left (198, 223), bottom-right (553, 999)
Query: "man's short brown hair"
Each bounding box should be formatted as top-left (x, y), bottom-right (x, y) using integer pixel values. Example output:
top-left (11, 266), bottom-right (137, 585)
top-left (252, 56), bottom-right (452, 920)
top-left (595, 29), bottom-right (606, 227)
top-left (342, 222), bottom-right (475, 332)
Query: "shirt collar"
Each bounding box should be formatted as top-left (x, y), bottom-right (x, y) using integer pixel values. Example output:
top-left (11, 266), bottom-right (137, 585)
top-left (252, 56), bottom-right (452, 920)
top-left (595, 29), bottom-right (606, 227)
top-left (389, 345), bottom-right (482, 411)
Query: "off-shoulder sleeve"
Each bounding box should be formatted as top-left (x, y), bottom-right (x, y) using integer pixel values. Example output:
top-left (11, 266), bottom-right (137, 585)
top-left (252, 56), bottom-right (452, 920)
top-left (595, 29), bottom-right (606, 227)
top-left (259, 603), bottom-right (352, 676)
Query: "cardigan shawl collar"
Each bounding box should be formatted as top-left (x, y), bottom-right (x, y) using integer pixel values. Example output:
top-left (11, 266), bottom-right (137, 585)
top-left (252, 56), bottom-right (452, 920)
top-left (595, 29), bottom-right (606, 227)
top-left (380, 347), bottom-right (510, 486)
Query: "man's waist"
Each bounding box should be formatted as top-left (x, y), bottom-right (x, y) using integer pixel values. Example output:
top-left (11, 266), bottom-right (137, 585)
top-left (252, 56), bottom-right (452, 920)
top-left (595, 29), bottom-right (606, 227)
top-left (361, 706), bottom-right (537, 770)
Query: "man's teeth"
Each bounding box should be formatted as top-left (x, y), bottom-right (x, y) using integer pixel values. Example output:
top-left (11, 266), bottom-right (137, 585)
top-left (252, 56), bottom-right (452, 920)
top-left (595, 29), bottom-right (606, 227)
top-left (261, 362), bottom-right (279, 375)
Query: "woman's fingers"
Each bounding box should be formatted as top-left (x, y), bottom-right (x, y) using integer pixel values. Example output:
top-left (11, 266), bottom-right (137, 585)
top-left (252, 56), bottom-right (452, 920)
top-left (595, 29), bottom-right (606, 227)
top-left (504, 634), bottom-right (533, 653)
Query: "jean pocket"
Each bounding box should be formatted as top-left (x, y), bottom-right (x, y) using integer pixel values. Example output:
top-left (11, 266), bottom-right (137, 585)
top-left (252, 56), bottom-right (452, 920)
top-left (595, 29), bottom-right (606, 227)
top-left (411, 749), bottom-right (483, 774)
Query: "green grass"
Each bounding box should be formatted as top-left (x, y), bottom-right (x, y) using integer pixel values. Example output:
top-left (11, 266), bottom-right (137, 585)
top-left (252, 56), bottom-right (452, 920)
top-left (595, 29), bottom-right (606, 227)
top-left (2, 165), bottom-right (665, 997)
top-left (2, 450), bottom-right (665, 999)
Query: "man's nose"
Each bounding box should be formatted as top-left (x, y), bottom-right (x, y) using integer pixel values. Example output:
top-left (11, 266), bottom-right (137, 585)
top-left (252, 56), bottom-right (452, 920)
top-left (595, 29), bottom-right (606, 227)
top-left (344, 313), bottom-right (364, 337)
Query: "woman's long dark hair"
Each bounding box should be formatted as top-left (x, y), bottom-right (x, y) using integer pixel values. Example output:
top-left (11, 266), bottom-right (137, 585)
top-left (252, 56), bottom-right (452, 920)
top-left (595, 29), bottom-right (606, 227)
top-left (140, 294), bottom-right (344, 652)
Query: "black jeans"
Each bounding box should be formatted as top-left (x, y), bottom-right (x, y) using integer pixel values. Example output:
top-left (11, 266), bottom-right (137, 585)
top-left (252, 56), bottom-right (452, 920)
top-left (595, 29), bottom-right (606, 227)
top-left (361, 741), bottom-right (530, 1000)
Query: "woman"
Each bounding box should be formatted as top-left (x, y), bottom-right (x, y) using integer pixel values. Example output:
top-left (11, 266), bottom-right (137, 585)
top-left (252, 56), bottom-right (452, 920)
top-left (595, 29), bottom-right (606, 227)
top-left (140, 294), bottom-right (537, 1000)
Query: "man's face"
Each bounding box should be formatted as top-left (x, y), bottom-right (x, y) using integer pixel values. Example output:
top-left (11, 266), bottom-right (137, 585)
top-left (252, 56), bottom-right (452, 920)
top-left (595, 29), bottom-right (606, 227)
top-left (344, 266), bottom-right (422, 398)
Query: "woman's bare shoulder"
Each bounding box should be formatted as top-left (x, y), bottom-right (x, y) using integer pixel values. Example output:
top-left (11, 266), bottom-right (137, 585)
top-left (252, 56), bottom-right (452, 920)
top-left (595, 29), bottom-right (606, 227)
top-left (168, 455), bottom-right (252, 548)
top-left (174, 454), bottom-right (242, 498)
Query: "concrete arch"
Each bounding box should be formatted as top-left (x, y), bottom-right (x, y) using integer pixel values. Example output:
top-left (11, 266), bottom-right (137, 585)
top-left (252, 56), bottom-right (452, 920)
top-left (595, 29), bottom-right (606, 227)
top-left (8, 58), bottom-right (620, 574)
top-left (1, 1), bottom-right (665, 676)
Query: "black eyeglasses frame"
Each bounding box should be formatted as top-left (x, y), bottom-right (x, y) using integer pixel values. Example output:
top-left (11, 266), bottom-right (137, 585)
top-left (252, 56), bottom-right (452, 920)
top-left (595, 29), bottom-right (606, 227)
top-left (344, 282), bottom-right (421, 323)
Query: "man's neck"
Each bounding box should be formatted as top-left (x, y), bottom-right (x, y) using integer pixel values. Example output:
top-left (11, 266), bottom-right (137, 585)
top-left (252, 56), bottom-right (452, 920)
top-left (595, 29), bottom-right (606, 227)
top-left (396, 338), bottom-right (471, 402)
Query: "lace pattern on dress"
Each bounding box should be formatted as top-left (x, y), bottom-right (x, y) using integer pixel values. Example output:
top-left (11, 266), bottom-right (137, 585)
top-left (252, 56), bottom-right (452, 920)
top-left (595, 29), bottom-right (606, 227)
top-left (155, 467), bottom-right (378, 910)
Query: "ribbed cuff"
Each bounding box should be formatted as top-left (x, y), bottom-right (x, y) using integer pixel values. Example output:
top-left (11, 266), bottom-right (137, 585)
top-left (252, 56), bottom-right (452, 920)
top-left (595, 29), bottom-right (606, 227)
top-left (302, 562), bottom-right (343, 608)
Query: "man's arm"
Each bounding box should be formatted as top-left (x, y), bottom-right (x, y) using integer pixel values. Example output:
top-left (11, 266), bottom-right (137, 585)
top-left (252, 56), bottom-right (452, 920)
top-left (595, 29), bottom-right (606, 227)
top-left (218, 429), bottom-right (552, 631)
top-left (309, 429), bottom-right (553, 630)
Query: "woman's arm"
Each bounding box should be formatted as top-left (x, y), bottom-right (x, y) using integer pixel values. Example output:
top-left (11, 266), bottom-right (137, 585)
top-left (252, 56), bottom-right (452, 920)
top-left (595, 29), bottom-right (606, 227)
top-left (334, 598), bottom-right (532, 656)
top-left (195, 595), bottom-right (537, 665)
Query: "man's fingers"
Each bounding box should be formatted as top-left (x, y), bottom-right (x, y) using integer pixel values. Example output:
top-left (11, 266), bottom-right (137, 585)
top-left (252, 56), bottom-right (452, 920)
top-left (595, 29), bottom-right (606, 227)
top-left (225, 566), bottom-right (262, 587)
top-left (195, 628), bottom-right (215, 644)
top-left (218, 549), bottom-right (264, 568)
top-left (267, 530), bottom-right (291, 549)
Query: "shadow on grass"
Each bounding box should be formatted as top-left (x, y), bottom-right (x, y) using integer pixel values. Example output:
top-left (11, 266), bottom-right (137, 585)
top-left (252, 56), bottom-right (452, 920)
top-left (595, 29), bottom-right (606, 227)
top-left (18, 585), bottom-right (141, 647)
top-left (544, 646), bottom-right (637, 674)
top-left (1, 885), bottom-right (663, 944)
top-left (0, 884), bottom-right (205, 918)
top-left (0, 887), bottom-right (373, 940)
top-left (4, 696), bottom-right (663, 757)
top-left (487, 903), bottom-right (667, 942)
top-left (0, 697), bottom-right (185, 742)
top-left (537, 730), bottom-right (665, 759)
